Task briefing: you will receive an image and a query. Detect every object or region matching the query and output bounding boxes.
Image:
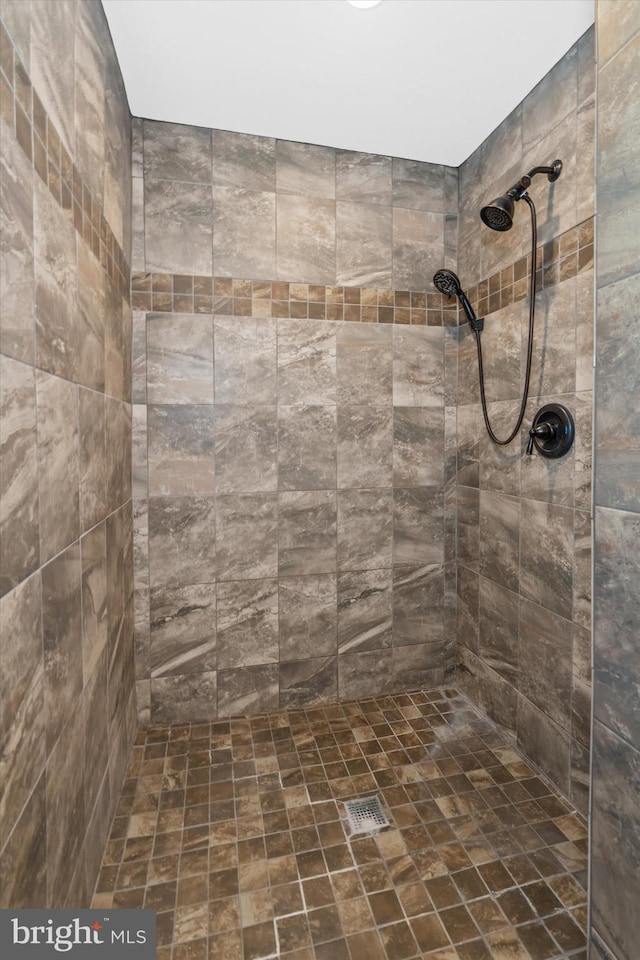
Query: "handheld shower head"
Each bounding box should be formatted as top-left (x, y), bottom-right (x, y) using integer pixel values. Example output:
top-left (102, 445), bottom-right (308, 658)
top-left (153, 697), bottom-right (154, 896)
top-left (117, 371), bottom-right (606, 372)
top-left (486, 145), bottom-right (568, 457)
top-left (480, 160), bottom-right (562, 231)
top-left (432, 269), bottom-right (480, 329)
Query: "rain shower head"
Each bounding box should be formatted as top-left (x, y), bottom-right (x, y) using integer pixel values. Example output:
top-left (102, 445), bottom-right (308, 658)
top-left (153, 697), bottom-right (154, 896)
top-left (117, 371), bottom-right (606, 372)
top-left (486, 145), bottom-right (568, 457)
top-left (432, 269), bottom-right (480, 328)
top-left (480, 160), bottom-right (563, 231)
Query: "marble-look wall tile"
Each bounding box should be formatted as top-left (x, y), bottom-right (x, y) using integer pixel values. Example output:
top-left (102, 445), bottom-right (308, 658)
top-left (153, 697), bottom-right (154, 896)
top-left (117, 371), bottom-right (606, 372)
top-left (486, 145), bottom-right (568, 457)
top-left (574, 390), bottom-right (592, 511)
top-left (216, 494), bottom-right (278, 581)
top-left (337, 488), bottom-right (392, 572)
top-left (76, 244), bottom-right (106, 392)
top-left (212, 130), bottom-right (276, 191)
top-left (147, 405), bottom-right (214, 496)
top-left (456, 566), bottom-right (478, 654)
top-left (593, 506), bottom-right (640, 749)
top-left (591, 721), bottom-right (640, 960)
top-left (595, 273), bottom-right (640, 512)
top-left (131, 177), bottom-right (145, 273)
top-left (214, 404), bottom-right (277, 494)
top-left (392, 563), bottom-right (444, 645)
top-left (393, 159), bottom-right (444, 212)
top-left (519, 598), bottom-right (573, 731)
top-left (597, 35), bottom-right (640, 288)
top-left (213, 187), bottom-right (276, 279)
top-left (478, 577), bottom-right (519, 685)
top-left (0, 130), bottom-right (34, 364)
top-left (0, 356), bottom-right (38, 595)
top-left (81, 521), bottom-right (108, 682)
top-left (393, 643), bottom-right (446, 691)
top-left (519, 396), bottom-right (573, 506)
top-left (214, 316), bottom-right (277, 405)
top-left (218, 664), bottom-right (279, 718)
top-left (280, 657), bottom-right (337, 708)
top-left (336, 201), bottom-right (391, 287)
top-left (148, 497), bottom-right (215, 590)
top-left (0, 773), bottom-right (47, 908)
top-left (337, 569), bottom-right (392, 655)
top-left (0, 573), bottom-right (44, 851)
top-left (575, 269), bottom-right (594, 394)
top-left (105, 396), bottom-right (131, 513)
top-left (150, 582), bottom-right (215, 677)
top-left (30, 0), bottom-right (75, 152)
top-left (392, 208), bottom-right (443, 291)
top-left (151, 671), bottom-right (217, 724)
top-left (457, 486), bottom-right (480, 573)
top-left (338, 648), bottom-right (394, 701)
top-left (132, 311), bottom-right (147, 404)
top-left (131, 403), bottom-right (148, 499)
top-left (458, 648), bottom-right (517, 739)
top-left (520, 498), bottom-right (573, 618)
top-left (479, 491), bottom-right (519, 592)
top-left (147, 314), bottom-right (213, 405)
top-left (145, 179), bottom-right (213, 275)
top-left (393, 326), bottom-right (443, 408)
top-left (278, 319), bottom-right (336, 406)
top-left (517, 694), bottom-right (570, 796)
top-left (276, 195), bottom-right (335, 285)
top-left (393, 407), bottom-right (445, 488)
top-left (78, 386), bottom-right (107, 532)
top-left (276, 141), bottom-right (335, 199)
top-left (393, 487), bottom-right (444, 566)
top-left (278, 405), bottom-right (337, 490)
top-left (522, 39), bottom-right (578, 150)
top-left (41, 542), bottom-right (82, 754)
top-left (336, 151), bottom-right (391, 206)
top-left (36, 371), bottom-right (79, 564)
top-left (572, 624), bottom-right (591, 751)
top-left (82, 646), bottom-right (108, 822)
top-left (279, 574), bottom-right (337, 661)
top-left (279, 490), bottom-right (337, 576)
top-left (143, 120), bottom-right (212, 183)
top-left (527, 277), bottom-right (577, 400)
top-left (337, 323), bottom-right (392, 406)
top-left (337, 406), bottom-right (392, 489)
top-left (217, 578), bottom-right (278, 668)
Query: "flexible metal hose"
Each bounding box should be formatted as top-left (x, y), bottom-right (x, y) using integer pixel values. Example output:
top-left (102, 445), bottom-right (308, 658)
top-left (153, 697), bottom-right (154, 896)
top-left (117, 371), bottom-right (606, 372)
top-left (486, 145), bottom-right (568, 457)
top-left (475, 192), bottom-right (537, 445)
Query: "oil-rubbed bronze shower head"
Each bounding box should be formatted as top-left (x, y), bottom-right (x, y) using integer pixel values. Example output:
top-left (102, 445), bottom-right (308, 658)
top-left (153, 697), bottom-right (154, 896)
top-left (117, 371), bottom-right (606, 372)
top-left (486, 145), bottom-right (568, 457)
top-left (480, 160), bottom-right (563, 231)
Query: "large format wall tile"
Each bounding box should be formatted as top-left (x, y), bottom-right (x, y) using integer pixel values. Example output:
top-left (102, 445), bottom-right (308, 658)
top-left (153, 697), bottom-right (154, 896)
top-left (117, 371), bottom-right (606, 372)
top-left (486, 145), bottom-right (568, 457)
top-left (392, 207), bottom-right (443, 291)
top-left (145, 179), bottom-right (213, 275)
top-left (276, 141), bottom-right (335, 199)
top-left (393, 407), bottom-right (445, 487)
top-left (516, 694), bottom-right (570, 796)
top-left (520, 498), bottom-right (573, 617)
top-left (478, 577), bottom-right (519, 685)
top-left (393, 487), bottom-right (444, 566)
top-left (337, 488), bottom-right (392, 572)
top-left (276, 195), bottom-right (335, 285)
top-left (148, 405), bottom-right (214, 496)
top-left (0, 356), bottom-right (38, 595)
top-left (336, 150), bottom-right (392, 206)
top-left (479, 491), bottom-right (519, 592)
top-left (0, 130), bottom-right (34, 364)
top-left (393, 326), bottom-right (443, 408)
top-left (217, 578), bottom-right (278, 668)
top-left (278, 405), bottom-right (337, 491)
top-left (336, 323), bottom-right (392, 406)
top-left (278, 319), bottom-right (336, 406)
top-left (337, 406), bottom-right (392, 489)
top-left (78, 386), bottom-right (107, 532)
top-left (216, 494), bottom-right (278, 581)
top-left (519, 598), bottom-right (573, 731)
top-left (150, 582), bottom-right (215, 678)
top-left (36, 371), bottom-right (79, 564)
top-left (278, 575), bottom-right (337, 661)
top-left (143, 119), bottom-right (212, 183)
top-left (337, 569), bottom-right (392, 655)
top-left (148, 497), bottom-right (215, 590)
top-left (279, 490), bottom-right (337, 576)
top-left (214, 404), bottom-right (277, 494)
top-left (212, 130), bottom-right (276, 191)
top-left (214, 316), bottom-right (277, 405)
top-left (392, 563), bottom-right (444, 646)
top-left (336, 201), bottom-right (392, 288)
top-left (218, 664), bottom-right (279, 718)
top-left (147, 314), bottom-right (213, 404)
top-left (279, 657), bottom-right (337, 708)
top-left (213, 186), bottom-right (276, 279)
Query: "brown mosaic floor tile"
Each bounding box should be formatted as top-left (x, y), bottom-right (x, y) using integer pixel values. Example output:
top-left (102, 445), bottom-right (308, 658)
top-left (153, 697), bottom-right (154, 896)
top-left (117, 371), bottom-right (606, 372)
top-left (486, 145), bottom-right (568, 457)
top-left (93, 688), bottom-right (587, 958)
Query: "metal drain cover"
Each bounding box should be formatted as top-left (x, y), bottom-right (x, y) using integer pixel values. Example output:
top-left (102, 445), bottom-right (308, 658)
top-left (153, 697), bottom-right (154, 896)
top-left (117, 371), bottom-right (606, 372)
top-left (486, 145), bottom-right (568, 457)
top-left (344, 796), bottom-right (391, 835)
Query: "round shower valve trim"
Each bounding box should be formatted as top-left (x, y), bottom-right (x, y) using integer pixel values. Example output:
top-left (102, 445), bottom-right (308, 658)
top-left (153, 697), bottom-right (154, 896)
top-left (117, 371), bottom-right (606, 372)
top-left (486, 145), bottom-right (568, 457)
top-left (526, 403), bottom-right (575, 458)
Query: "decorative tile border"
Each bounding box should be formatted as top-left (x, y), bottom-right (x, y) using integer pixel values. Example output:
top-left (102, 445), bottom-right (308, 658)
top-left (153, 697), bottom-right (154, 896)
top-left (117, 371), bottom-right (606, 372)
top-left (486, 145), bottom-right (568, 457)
top-left (131, 274), bottom-right (457, 325)
top-left (467, 216), bottom-right (595, 317)
top-left (0, 19), bottom-right (130, 300)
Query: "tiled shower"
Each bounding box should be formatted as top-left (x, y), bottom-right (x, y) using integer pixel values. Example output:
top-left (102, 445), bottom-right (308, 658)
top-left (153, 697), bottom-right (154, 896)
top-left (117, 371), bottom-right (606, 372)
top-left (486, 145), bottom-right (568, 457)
top-left (0, 3), bottom-right (638, 960)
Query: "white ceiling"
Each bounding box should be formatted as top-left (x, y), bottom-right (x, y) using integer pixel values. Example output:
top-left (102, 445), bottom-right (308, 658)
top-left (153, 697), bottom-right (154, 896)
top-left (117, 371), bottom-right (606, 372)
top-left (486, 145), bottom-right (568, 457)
top-left (102, 0), bottom-right (594, 167)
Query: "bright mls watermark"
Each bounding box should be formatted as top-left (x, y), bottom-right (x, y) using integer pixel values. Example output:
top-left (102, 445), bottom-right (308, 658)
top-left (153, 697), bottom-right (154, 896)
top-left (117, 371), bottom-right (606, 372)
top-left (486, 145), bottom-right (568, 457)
top-left (0, 910), bottom-right (156, 958)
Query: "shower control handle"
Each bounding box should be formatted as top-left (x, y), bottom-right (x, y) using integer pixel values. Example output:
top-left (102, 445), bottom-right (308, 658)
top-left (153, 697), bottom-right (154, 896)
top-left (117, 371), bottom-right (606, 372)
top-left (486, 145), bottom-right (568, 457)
top-left (526, 403), bottom-right (575, 458)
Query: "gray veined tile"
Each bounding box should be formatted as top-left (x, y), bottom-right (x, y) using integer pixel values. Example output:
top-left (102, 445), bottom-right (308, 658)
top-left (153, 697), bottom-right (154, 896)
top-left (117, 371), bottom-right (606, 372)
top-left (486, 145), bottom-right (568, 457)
top-left (278, 405), bottom-right (337, 491)
top-left (392, 208), bottom-right (444, 291)
top-left (0, 773), bottom-right (47, 908)
top-left (479, 491), bottom-right (520, 593)
top-left (522, 39), bottom-right (578, 150)
top-left (337, 406), bottom-right (393, 489)
top-left (147, 314), bottom-right (213, 405)
top-left (336, 201), bottom-right (392, 288)
top-left (278, 319), bottom-right (336, 405)
top-left (216, 494), bottom-right (278, 581)
top-left (337, 488), bottom-right (393, 572)
top-left (392, 563), bottom-right (444, 646)
top-left (276, 195), bottom-right (336, 285)
top-left (456, 403), bottom-right (480, 488)
top-left (392, 159), bottom-right (445, 212)
top-left (45, 701), bottom-right (85, 904)
top-left (393, 407), bottom-right (445, 487)
top-left (517, 695), bottom-right (570, 796)
top-left (81, 521), bottom-right (108, 683)
top-left (212, 129), bottom-right (276, 191)
top-left (456, 566), bottom-right (479, 655)
top-left (217, 664), bottom-right (279, 718)
top-left (336, 150), bottom-right (392, 205)
top-left (336, 323), bottom-right (392, 406)
top-left (214, 316), bottom-right (277, 405)
top-left (279, 490), bottom-right (337, 576)
top-left (79, 386), bottom-right (108, 532)
top-left (278, 574), bottom-right (337, 661)
top-left (76, 243), bottom-right (106, 392)
top-left (456, 485), bottom-right (480, 573)
top-left (478, 577), bottom-right (519, 685)
top-left (393, 326), bottom-right (444, 408)
top-left (393, 487), bottom-right (444, 566)
top-left (148, 405), bottom-right (215, 496)
top-left (479, 399), bottom-right (522, 500)
top-left (0, 128), bottom-right (35, 364)
top-left (214, 404), bottom-right (277, 494)
top-left (393, 643), bottom-right (447, 692)
top-left (337, 569), bottom-right (392, 655)
top-left (279, 657), bottom-right (337, 709)
top-left (131, 404), bottom-right (148, 500)
top-left (338, 649), bottom-right (394, 701)
top-left (144, 179), bottom-right (213, 275)
top-left (0, 356), bottom-right (39, 596)
top-left (150, 582), bottom-right (216, 677)
top-left (148, 497), bottom-right (216, 591)
top-left (213, 186), bottom-right (276, 280)
top-left (105, 396), bottom-right (131, 514)
top-left (276, 140), bottom-right (336, 199)
top-left (520, 498), bottom-right (573, 617)
top-left (519, 597), bottom-right (573, 731)
top-left (143, 119), bottom-right (212, 183)
top-left (30, 0), bottom-right (75, 152)
top-left (151, 672), bottom-right (217, 724)
top-left (572, 624), bottom-right (591, 751)
top-left (217, 578), bottom-right (279, 668)
top-left (477, 299), bottom-right (525, 404)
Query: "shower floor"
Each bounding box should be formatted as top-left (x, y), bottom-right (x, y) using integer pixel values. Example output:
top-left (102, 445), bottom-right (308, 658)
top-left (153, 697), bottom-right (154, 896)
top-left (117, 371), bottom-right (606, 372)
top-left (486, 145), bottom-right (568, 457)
top-left (93, 689), bottom-right (588, 959)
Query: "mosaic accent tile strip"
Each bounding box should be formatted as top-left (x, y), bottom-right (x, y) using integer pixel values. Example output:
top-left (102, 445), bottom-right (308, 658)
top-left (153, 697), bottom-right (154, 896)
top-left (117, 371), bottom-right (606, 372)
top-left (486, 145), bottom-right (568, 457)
top-left (131, 274), bottom-right (457, 326)
top-left (467, 217), bottom-right (595, 319)
top-left (0, 19), bottom-right (130, 300)
top-left (94, 688), bottom-right (588, 960)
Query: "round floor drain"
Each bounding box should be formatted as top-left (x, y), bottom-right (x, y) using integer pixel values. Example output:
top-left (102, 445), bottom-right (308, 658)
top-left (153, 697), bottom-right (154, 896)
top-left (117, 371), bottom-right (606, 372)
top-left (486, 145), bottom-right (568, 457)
top-left (344, 795), bottom-right (392, 835)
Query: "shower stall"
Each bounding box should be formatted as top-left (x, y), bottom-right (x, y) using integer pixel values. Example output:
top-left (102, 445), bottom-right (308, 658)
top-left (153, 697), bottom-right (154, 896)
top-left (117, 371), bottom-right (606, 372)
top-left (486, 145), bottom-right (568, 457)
top-left (0, 2), bottom-right (638, 960)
